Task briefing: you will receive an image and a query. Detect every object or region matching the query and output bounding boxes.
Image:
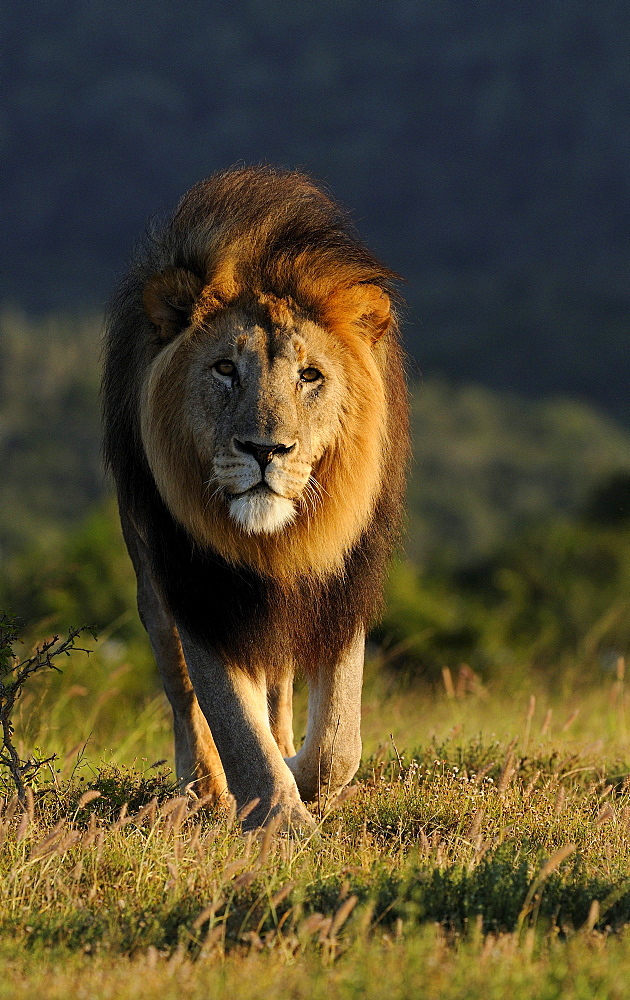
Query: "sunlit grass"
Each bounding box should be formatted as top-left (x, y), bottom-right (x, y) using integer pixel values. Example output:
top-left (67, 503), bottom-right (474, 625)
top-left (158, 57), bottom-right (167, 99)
top-left (1, 719), bottom-right (630, 997)
top-left (2, 629), bottom-right (630, 998)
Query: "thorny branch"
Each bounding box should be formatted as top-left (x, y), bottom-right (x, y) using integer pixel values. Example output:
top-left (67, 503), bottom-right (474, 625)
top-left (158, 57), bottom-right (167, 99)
top-left (0, 616), bottom-right (95, 804)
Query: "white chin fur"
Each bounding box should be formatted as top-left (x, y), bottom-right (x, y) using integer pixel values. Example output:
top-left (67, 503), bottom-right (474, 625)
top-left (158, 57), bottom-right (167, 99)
top-left (228, 491), bottom-right (295, 534)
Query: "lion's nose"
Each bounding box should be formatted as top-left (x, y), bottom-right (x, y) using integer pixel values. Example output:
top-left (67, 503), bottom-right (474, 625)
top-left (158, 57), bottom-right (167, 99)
top-left (233, 438), bottom-right (296, 471)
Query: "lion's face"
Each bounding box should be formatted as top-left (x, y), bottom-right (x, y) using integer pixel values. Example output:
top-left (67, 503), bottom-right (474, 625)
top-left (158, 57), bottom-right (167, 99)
top-left (185, 304), bottom-right (346, 535)
top-left (139, 278), bottom-right (390, 580)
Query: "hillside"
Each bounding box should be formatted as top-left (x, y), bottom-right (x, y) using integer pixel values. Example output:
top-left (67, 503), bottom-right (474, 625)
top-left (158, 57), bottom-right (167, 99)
top-left (3, 2), bottom-right (629, 420)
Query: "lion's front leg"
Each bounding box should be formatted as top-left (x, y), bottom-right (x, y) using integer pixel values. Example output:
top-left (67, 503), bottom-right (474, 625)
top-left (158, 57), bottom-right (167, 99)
top-left (121, 513), bottom-right (227, 803)
top-left (177, 627), bottom-right (312, 831)
top-left (286, 633), bottom-right (364, 806)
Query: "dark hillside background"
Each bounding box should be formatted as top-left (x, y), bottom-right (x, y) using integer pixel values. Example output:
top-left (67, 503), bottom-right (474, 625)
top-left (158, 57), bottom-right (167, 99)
top-left (3, 1), bottom-right (629, 421)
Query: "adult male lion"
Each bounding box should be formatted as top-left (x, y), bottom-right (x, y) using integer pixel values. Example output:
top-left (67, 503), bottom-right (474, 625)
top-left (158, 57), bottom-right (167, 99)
top-left (103, 166), bottom-right (408, 829)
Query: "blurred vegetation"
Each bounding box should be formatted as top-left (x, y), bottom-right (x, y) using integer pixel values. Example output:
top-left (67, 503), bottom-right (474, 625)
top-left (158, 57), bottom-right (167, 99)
top-left (4, 3), bottom-right (630, 421)
top-left (4, 487), bottom-right (628, 698)
top-left (1, 312), bottom-right (629, 696)
top-left (0, 310), bottom-right (102, 556)
top-left (379, 478), bottom-right (630, 686)
top-left (407, 383), bottom-right (630, 566)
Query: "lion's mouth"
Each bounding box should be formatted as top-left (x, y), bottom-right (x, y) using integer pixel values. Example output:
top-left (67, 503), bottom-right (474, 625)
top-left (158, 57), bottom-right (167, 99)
top-left (228, 482), bottom-right (279, 500)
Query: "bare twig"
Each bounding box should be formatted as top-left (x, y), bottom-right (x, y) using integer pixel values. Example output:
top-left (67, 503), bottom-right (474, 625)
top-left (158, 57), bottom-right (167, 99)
top-left (0, 616), bottom-right (95, 804)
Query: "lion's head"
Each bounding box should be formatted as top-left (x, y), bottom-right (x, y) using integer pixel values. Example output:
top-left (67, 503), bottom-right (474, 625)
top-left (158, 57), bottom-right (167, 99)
top-left (103, 167), bottom-right (407, 664)
top-left (140, 273), bottom-right (392, 581)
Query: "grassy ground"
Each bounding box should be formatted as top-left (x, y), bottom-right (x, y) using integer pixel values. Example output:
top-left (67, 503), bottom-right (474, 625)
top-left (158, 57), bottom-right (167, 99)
top-left (2, 639), bottom-right (630, 998)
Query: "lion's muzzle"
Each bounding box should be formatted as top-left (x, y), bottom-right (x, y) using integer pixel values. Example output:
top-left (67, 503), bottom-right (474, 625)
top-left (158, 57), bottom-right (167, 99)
top-left (212, 437), bottom-right (306, 535)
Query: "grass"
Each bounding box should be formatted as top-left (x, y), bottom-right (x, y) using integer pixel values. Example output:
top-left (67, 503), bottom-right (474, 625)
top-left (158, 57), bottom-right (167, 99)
top-left (0, 630), bottom-right (630, 996)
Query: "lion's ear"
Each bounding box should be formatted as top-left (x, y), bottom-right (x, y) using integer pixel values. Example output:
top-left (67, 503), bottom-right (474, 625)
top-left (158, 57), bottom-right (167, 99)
top-left (355, 284), bottom-right (392, 343)
top-left (143, 268), bottom-right (204, 340)
top-left (325, 284), bottom-right (392, 345)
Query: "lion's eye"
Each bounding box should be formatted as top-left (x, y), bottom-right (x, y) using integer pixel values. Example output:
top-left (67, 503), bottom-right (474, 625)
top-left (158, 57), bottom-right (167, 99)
top-left (300, 367), bottom-right (322, 383)
top-left (213, 359), bottom-right (236, 377)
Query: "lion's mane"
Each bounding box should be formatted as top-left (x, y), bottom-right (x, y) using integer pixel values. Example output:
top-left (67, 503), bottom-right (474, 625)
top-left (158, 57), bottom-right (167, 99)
top-left (103, 167), bottom-right (408, 677)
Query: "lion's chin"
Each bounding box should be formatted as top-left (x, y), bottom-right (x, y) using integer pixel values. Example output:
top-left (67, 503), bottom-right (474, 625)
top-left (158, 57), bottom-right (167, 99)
top-left (228, 489), bottom-right (296, 535)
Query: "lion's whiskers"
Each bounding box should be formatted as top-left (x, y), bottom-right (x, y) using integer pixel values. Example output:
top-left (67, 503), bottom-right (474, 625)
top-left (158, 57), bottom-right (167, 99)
top-left (203, 476), bottom-right (226, 511)
top-left (310, 475), bottom-right (329, 500)
top-left (297, 476), bottom-right (325, 520)
top-left (308, 475), bottom-right (329, 505)
top-left (301, 485), bottom-right (316, 518)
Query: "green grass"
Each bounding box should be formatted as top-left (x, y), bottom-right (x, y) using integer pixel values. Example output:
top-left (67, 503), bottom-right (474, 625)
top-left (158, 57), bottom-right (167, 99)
top-left (2, 637), bottom-right (630, 996)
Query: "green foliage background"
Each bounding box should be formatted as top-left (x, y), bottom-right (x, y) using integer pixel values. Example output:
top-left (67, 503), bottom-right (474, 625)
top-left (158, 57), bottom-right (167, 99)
top-left (1, 312), bottom-right (628, 695)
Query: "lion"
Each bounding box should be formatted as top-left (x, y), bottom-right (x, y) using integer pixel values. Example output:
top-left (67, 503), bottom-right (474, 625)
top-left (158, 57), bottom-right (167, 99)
top-left (103, 166), bottom-right (408, 829)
